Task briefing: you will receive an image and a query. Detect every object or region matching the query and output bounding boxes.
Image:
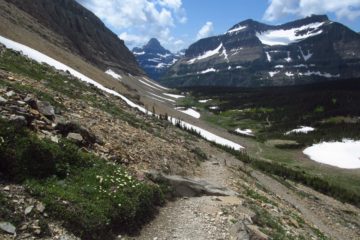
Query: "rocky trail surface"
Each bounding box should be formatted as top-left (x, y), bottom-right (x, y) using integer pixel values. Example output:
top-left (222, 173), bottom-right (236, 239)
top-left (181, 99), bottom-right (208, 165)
top-left (128, 141), bottom-right (360, 240)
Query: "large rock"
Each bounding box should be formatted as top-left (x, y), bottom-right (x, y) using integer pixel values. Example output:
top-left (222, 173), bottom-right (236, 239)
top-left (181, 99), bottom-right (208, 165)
top-left (147, 171), bottom-right (238, 197)
top-left (55, 121), bottom-right (100, 145)
top-left (246, 225), bottom-right (269, 240)
top-left (66, 132), bottom-right (83, 144)
top-left (35, 101), bottom-right (55, 120)
top-left (0, 222), bottom-right (16, 235)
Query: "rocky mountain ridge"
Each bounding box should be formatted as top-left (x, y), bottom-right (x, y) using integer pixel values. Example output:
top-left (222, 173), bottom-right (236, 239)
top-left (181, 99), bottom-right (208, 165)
top-left (133, 38), bottom-right (181, 80)
top-left (162, 15), bottom-right (360, 87)
top-left (4, 0), bottom-right (143, 76)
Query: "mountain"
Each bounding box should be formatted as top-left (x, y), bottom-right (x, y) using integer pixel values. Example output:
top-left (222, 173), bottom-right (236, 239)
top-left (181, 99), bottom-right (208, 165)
top-left (3, 0), bottom-right (143, 75)
top-left (162, 15), bottom-right (360, 87)
top-left (133, 38), bottom-right (181, 80)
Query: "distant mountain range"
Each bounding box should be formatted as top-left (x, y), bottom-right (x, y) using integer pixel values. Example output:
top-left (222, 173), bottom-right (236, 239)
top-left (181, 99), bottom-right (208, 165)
top-left (160, 15), bottom-right (360, 87)
top-left (133, 38), bottom-right (182, 80)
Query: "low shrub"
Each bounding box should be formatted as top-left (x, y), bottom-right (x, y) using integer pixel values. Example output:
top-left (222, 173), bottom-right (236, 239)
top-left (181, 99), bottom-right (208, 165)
top-left (0, 119), bottom-right (165, 239)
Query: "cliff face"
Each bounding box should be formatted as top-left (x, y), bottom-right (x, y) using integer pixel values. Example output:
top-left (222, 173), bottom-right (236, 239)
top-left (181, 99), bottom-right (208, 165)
top-left (162, 15), bottom-right (360, 87)
top-left (5, 0), bottom-right (143, 75)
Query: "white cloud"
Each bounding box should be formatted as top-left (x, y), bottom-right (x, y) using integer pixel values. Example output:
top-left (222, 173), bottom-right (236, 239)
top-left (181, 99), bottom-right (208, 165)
top-left (264, 0), bottom-right (360, 21)
top-left (76, 0), bottom-right (186, 51)
top-left (196, 22), bottom-right (214, 40)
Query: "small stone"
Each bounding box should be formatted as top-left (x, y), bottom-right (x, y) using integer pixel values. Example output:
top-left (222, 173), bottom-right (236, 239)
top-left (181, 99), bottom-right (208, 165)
top-left (289, 217), bottom-right (300, 228)
top-left (36, 202), bottom-right (46, 213)
top-left (0, 96), bottom-right (7, 104)
top-left (5, 91), bottom-right (15, 97)
top-left (0, 222), bottom-right (16, 235)
top-left (25, 205), bottom-right (34, 215)
top-left (50, 135), bottom-right (59, 143)
top-left (9, 115), bottom-right (27, 126)
top-left (3, 186), bottom-right (10, 191)
top-left (67, 132), bottom-right (83, 143)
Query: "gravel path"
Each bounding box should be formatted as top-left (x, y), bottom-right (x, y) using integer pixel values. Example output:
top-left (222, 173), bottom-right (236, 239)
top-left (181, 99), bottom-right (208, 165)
top-left (132, 142), bottom-right (243, 240)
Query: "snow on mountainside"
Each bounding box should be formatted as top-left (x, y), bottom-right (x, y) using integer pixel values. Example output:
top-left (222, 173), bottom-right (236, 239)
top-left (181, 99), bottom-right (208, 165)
top-left (162, 15), bottom-right (360, 87)
top-left (133, 38), bottom-right (181, 80)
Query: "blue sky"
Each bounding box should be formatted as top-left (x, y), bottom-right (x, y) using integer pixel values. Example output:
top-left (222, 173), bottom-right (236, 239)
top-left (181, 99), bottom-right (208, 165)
top-left (77, 0), bottom-right (360, 52)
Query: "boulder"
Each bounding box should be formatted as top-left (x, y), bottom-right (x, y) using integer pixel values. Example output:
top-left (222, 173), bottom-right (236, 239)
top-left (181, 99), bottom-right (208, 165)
top-left (67, 132), bottom-right (83, 144)
top-left (146, 171), bottom-right (238, 197)
top-left (56, 121), bottom-right (100, 145)
top-left (0, 222), bottom-right (16, 235)
top-left (9, 115), bottom-right (27, 126)
top-left (246, 225), bottom-right (269, 240)
top-left (35, 101), bottom-right (55, 120)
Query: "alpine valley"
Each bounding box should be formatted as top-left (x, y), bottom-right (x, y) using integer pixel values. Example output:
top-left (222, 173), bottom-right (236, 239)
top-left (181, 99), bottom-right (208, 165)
top-left (0, 1), bottom-right (359, 240)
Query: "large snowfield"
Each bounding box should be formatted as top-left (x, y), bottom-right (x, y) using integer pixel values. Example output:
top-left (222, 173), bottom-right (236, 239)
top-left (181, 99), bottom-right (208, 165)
top-left (303, 140), bottom-right (360, 169)
top-left (0, 35), bottom-right (243, 151)
top-left (256, 22), bottom-right (324, 46)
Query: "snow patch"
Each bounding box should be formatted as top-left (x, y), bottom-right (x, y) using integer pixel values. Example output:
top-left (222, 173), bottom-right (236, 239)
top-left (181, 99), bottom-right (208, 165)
top-left (142, 77), bottom-right (170, 90)
top-left (175, 107), bottom-right (201, 119)
top-left (294, 64), bottom-right (307, 68)
top-left (285, 126), bottom-right (315, 135)
top-left (274, 65), bottom-right (284, 69)
top-left (105, 69), bottom-right (122, 80)
top-left (139, 79), bottom-right (163, 90)
top-left (200, 68), bottom-right (217, 74)
top-left (269, 71), bottom-right (280, 77)
top-left (235, 128), bottom-right (254, 136)
top-left (303, 139), bottom-right (360, 169)
top-left (133, 51), bottom-right (145, 55)
top-left (148, 92), bottom-right (175, 103)
top-left (163, 93), bottom-right (185, 99)
top-left (227, 25), bottom-right (247, 34)
top-left (285, 51), bottom-right (292, 62)
top-left (285, 72), bottom-right (295, 77)
top-left (265, 52), bottom-right (272, 62)
top-left (256, 22), bottom-right (325, 46)
top-left (299, 71), bottom-right (340, 78)
top-left (299, 47), bottom-right (313, 61)
top-left (209, 106), bottom-right (219, 110)
top-left (199, 99), bottom-right (212, 103)
top-left (187, 43), bottom-right (223, 64)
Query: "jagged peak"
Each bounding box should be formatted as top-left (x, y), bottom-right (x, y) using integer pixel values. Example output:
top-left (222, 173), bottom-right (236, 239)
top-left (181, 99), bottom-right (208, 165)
top-left (146, 38), bottom-right (162, 48)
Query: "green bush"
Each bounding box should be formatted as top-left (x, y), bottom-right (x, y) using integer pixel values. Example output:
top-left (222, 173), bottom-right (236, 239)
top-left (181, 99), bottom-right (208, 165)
top-left (27, 162), bottom-right (163, 239)
top-left (0, 119), bottom-right (92, 181)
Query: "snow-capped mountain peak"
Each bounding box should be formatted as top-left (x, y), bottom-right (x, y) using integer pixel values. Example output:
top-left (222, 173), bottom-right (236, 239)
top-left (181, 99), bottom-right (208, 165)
top-left (132, 38), bottom-right (180, 80)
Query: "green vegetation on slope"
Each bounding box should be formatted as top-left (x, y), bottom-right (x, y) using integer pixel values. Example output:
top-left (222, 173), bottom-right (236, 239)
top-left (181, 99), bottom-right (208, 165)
top-left (0, 119), bottom-right (164, 239)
